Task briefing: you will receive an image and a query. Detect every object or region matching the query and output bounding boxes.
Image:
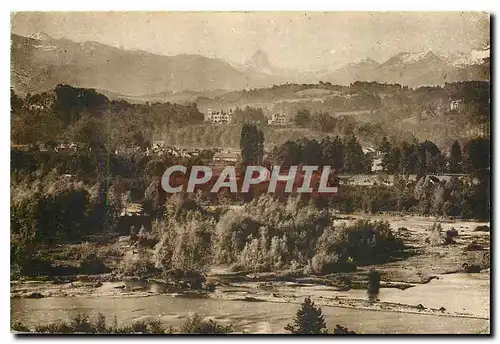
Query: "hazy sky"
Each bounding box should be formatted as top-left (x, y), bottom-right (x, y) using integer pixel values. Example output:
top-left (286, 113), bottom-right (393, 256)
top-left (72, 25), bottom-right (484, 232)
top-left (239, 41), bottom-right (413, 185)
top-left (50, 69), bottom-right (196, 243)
top-left (11, 12), bottom-right (490, 69)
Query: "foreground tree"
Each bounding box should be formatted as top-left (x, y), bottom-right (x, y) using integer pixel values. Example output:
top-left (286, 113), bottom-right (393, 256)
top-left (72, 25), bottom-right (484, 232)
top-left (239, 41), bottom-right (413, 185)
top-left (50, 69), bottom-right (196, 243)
top-left (285, 297), bottom-right (327, 334)
top-left (464, 137), bottom-right (490, 173)
top-left (240, 123), bottom-right (264, 165)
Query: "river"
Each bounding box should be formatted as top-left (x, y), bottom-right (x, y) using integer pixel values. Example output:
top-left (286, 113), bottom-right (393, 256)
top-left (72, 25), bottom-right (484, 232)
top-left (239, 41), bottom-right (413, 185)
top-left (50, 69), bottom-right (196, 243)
top-left (11, 272), bottom-right (490, 334)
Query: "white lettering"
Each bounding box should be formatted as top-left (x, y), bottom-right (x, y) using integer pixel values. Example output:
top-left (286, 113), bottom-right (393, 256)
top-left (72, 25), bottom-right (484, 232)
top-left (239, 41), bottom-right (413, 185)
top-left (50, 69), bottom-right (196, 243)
top-left (268, 166), bottom-right (298, 193)
top-left (161, 165), bottom-right (186, 193)
top-left (241, 166), bottom-right (269, 192)
top-left (318, 166), bottom-right (338, 193)
top-left (211, 166), bottom-right (238, 193)
top-left (187, 166), bottom-right (213, 192)
top-left (297, 166), bottom-right (319, 193)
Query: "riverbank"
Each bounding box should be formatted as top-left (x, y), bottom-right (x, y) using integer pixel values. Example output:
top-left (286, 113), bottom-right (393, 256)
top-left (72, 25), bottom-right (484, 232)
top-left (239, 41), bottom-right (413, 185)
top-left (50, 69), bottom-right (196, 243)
top-left (11, 214), bottom-right (490, 333)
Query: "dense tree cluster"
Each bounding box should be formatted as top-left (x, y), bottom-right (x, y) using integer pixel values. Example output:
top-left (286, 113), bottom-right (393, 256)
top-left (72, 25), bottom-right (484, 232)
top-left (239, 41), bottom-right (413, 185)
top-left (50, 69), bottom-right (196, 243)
top-left (231, 106), bottom-right (267, 125)
top-left (329, 174), bottom-right (489, 220)
top-left (212, 196), bottom-right (404, 273)
top-left (269, 131), bottom-right (488, 178)
top-left (11, 85), bottom-right (204, 149)
top-left (379, 136), bottom-right (490, 175)
top-left (270, 135), bottom-right (369, 173)
top-left (294, 109), bottom-right (311, 127)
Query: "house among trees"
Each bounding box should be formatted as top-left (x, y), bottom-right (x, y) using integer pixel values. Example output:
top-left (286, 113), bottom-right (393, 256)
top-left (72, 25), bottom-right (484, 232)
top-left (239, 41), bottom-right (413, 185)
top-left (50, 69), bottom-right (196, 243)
top-left (372, 157), bottom-right (383, 172)
top-left (152, 140), bottom-right (165, 151)
top-left (207, 108), bottom-right (233, 124)
top-left (212, 150), bottom-right (240, 163)
top-left (450, 99), bottom-right (465, 112)
top-left (37, 143), bottom-right (48, 152)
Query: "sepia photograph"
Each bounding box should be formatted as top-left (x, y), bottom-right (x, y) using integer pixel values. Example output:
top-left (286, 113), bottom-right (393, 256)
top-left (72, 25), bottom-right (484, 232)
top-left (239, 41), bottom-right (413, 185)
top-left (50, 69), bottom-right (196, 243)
top-left (9, 11), bottom-right (490, 334)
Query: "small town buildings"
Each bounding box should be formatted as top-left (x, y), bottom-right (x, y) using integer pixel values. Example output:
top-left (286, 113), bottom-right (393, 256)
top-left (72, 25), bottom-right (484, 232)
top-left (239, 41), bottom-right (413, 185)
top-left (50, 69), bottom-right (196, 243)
top-left (152, 140), bottom-right (165, 151)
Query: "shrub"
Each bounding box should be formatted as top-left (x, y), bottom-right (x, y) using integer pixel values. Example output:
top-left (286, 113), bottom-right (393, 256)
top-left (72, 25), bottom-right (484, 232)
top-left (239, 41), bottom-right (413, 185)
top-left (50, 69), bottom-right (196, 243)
top-left (467, 251), bottom-right (490, 269)
top-left (131, 321), bottom-right (149, 333)
top-left (11, 322), bottom-right (30, 333)
top-left (169, 269), bottom-right (206, 290)
top-left (320, 220), bottom-right (404, 265)
top-left (464, 241), bottom-right (484, 251)
top-left (10, 240), bottom-right (53, 277)
top-left (332, 324), bottom-right (357, 334)
top-left (474, 225), bottom-right (490, 232)
top-left (118, 250), bottom-right (156, 277)
top-left (153, 213), bottom-right (213, 276)
top-left (147, 319), bottom-right (166, 334)
top-left (367, 269), bottom-right (381, 301)
top-left (94, 313), bottom-right (107, 333)
top-left (445, 228), bottom-right (459, 238)
top-left (79, 253), bottom-right (110, 274)
top-left (70, 313), bottom-right (94, 333)
top-left (19, 313), bottom-right (167, 334)
top-left (34, 321), bottom-right (72, 334)
top-left (180, 314), bottom-right (233, 334)
top-left (426, 223), bottom-right (454, 246)
top-left (396, 227), bottom-right (410, 237)
top-left (310, 253), bottom-right (356, 275)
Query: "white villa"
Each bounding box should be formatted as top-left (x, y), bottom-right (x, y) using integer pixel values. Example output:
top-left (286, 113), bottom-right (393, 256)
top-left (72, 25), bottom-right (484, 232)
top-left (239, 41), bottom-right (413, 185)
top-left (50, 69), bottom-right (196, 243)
top-left (207, 109), bottom-right (233, 124)
top-left (268, 113), bottom-right (287, 125)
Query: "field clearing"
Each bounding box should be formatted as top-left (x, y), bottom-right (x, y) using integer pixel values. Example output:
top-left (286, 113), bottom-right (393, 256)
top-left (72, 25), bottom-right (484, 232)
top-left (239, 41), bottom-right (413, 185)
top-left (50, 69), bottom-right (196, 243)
top-left (161, 123), bottom-right (330, 149)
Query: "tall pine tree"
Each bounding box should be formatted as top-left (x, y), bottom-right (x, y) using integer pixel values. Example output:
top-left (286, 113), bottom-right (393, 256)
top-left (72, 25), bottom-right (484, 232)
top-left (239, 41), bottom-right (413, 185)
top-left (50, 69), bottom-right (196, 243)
top-left (344, 135), bottom-right (367, 173)
top-left (240, 123), bottom-right (264, 165)
top-left (285, 297), bottom-right (327, 334)
top-left (449, 140), bottom-right (463, 173)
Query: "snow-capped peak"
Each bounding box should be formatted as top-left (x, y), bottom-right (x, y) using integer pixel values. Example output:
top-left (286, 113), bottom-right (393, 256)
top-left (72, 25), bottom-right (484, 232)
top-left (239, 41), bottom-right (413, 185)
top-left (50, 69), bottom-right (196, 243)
top-left (28, 32), bottom-right (51, 41)
top-left (383, 51), bottom-right (443, 67)
top-left (447, 45), bottom-right (490, 68)
top-left (400, 51), bottom-right (438, 64)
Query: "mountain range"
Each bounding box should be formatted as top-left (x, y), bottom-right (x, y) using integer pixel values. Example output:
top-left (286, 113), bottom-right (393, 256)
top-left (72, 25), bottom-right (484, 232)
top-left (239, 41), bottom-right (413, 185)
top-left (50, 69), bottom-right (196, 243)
top-left (11, 32), bottom-right (490, 96)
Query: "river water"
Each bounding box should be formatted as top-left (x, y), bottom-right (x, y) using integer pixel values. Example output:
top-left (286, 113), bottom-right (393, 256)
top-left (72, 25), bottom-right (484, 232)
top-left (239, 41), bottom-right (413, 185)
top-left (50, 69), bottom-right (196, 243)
top-left (11, 272), bottom-right (490, 334)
